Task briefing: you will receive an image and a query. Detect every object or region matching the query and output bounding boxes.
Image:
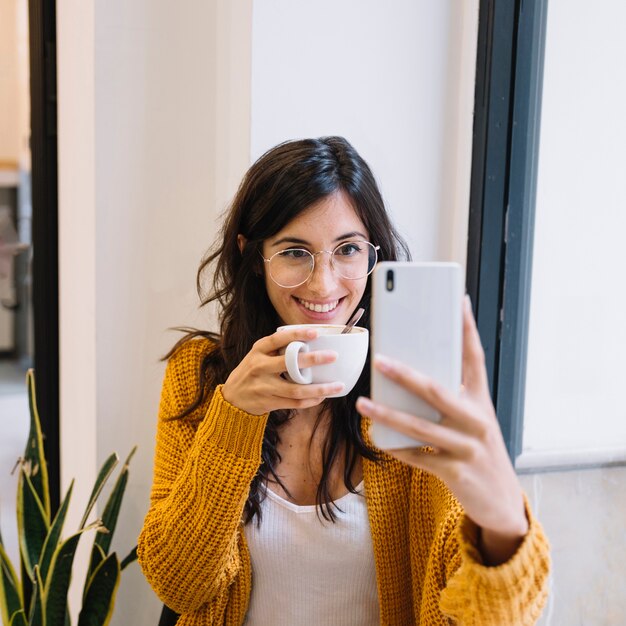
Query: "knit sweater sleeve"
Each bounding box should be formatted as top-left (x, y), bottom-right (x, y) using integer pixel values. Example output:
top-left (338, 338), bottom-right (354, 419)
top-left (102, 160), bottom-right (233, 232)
top-left (427, 476), bottom-right (551, 625)
top-left (137, 340), bottom-right (268, 614)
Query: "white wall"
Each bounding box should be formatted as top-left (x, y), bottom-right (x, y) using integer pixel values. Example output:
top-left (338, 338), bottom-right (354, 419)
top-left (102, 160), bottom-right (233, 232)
top-left (57, 1), bottom-right (477, 623)
top-left (520, 0), bottom-right (626, 468)
top-left (58, 0), bottom-right (251, 622)
top-left (251, 0), bottom-right (477, 265)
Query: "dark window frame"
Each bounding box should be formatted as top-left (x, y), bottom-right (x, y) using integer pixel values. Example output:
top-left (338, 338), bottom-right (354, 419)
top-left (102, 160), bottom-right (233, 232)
top-left (29, 0), bottom-right (60, 511)
top-left (466, 0), bottom-right (549, 463)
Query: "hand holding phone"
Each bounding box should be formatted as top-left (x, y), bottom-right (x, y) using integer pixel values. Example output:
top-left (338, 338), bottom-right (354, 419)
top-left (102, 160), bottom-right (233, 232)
top-left (358, 276), bottom-right (532, 566)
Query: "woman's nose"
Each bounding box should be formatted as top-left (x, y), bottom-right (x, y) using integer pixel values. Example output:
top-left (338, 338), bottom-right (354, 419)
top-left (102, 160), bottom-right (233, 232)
top-left (307, 252), bottom-right (336, 293)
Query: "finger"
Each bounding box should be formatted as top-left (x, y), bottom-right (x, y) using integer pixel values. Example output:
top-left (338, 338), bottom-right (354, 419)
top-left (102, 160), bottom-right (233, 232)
top-left (261, 327), bottom-right (319, 353)
top-left (372, 354), bottom-right (465, 419)
top-left (371, 354), bottom-right (486, 436)
top-left (269, 395), bottom-right (326, 411)
top-left (356, 397), bottom-right (471, 455)
top-left (274, 378), bottom-right (345, 400)
top-left (461, 296), bottom-right (488, 394)
top-left (297, 349), bottom-right (338, 370)
top-left (391, 447), bottom-right (458, 478)
top-left (263, 349), bottom-right (337, 375)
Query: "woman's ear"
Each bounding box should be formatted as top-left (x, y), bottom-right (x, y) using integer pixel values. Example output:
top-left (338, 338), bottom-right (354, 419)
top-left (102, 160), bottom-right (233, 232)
top-left (237, 234), bottom-right (247, 254)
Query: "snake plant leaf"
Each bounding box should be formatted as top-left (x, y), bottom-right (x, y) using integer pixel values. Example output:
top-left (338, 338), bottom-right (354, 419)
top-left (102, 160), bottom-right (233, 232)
top-left (95, 447), bottom-right (136, 557)
top-left (39, 480), bottom-right (74, 584)
top-left (19, 560), bottom-right (31, 621)
top-left (79, 453), bottom-right (119, 530)
top-left (16, 470), bottom-right (49, 579)
top-left (44, 532), bottom-right (82, 626)
top-left (0, 541), bottom-right (23, 626)
top-left (78, 553), bottom-right (120, 626)
top-left (84, 544), bottom-right (106, 601)
top-left (23, 370), bottom-right (50, 521)
top-left (84, 447), bottom-right (139, 594)
top-left (9, 609), bottom-right (27, 626)
top-left (120, 546), bottom-right (137, 571)
top-left (28, 566), bottom-right (44, 626)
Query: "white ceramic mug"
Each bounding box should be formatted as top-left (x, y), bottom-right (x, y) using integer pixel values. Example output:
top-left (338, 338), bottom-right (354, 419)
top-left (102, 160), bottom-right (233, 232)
top-left (278, 324), bottom-right (369, 398)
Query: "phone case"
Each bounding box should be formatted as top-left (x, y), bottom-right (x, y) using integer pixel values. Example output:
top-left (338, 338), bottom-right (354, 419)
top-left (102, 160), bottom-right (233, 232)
top-left (369, 262), bottom-right (463, 449)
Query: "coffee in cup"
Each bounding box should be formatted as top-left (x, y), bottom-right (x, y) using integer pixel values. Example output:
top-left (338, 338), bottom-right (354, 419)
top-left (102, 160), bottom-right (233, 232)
top-left (277, 324), bottom-right (369, 398)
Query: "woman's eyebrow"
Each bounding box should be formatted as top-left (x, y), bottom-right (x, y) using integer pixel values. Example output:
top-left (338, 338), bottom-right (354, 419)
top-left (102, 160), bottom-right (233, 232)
top-left (270, 236), bottom-right (310, 248)
top-left (270, 231), bottom-right (368, 248)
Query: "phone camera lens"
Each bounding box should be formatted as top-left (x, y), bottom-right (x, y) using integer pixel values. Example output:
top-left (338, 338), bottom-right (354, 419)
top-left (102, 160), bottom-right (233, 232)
top-left (386, 269), bottom-right (394, 291)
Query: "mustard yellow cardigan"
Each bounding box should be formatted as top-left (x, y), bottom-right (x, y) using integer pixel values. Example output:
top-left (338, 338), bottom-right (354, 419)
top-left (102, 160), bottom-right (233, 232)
top-left (138, 339), bottom-right (550, 625)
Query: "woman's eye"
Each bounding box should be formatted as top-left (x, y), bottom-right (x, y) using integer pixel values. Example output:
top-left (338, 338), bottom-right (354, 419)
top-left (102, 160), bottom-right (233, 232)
top-left (280, 248), bottom-right (310, 259)
top-left (336, 243), bottom-right (361, 256)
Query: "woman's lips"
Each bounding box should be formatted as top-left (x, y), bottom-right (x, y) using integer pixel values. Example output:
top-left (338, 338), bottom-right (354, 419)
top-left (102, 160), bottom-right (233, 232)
top-left (293, 296), bottom-right (345, 321)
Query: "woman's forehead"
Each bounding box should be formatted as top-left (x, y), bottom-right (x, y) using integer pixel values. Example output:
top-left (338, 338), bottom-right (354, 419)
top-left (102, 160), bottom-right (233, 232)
top-left (268, 192), bottom-right (368, 246)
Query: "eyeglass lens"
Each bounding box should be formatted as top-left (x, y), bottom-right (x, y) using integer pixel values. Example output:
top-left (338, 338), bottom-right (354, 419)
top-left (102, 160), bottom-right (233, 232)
top-left (268, 241), bottom-right (377, 287)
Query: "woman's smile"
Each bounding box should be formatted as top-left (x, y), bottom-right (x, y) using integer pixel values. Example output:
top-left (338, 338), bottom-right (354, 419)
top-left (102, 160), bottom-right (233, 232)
top-left (293, 296), bottom-right (344, 320)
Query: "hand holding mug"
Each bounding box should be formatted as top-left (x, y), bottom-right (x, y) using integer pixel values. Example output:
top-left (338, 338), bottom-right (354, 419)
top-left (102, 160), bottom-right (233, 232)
top-left (221, 327), bottom-right (345, 415)
top-left (279, 324), bottom-right (369, 398)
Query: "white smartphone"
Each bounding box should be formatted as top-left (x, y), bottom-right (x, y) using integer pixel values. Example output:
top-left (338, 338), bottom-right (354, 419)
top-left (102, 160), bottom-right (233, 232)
top-left (369, 262), bottom-right (463, 449)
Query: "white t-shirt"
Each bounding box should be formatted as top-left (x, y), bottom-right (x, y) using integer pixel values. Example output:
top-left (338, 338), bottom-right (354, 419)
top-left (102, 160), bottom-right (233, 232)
top-left (243, 481), bottom-right (380, 625)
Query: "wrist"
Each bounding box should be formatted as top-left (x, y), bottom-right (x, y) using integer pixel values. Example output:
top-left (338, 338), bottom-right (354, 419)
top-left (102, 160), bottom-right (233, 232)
top-left (478, 514), bottom-right (529, 566)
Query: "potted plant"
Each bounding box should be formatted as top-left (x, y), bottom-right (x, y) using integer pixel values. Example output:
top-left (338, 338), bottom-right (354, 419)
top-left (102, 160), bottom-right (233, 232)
top-left (0, 370), bottom-right (137, 625)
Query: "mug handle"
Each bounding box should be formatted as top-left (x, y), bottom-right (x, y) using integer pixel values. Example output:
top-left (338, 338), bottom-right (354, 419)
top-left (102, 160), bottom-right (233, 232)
top-left (284, 341), bottom-right (313, 384)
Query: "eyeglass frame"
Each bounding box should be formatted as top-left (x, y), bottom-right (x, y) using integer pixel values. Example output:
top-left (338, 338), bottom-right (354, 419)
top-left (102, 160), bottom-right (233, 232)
top-left (260, 240), bottom-right (381, 288)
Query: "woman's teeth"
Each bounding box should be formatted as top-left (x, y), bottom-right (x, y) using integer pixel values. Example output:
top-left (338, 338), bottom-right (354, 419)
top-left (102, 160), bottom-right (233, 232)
top-left (298, 298), bottom-right (339, 313)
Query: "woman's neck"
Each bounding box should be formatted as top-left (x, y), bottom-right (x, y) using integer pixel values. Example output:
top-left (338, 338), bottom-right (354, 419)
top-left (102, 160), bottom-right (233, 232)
top-left (269, 404), bottom-right (362, 506)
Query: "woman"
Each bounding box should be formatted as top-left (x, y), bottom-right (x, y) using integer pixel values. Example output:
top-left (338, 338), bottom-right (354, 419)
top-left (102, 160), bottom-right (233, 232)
top-left (138, 136), bottom-right (550, 625)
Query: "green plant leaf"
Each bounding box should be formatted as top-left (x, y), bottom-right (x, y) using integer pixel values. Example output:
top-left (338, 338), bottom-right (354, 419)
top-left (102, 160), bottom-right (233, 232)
top-left (19, 560), bottom-right (31, 621)
top-left (44, 532), bottom-right (82, 626)
top-left (95, 447), bottom-right (136, 556)
top-left (84, 446), bottom-right (136, 595)
top-left (120, 546), bottom-right (137, 571)
top-left (78, 553), bottom-right (120, 626)
top-left (83, 544), bottom-right (105, 602)
top-left (27, 566), bottom-right (44, 626)
top-left (0, 541), bottom-right (23, 626)
top-left (23, 370), bottom-right (50, 522)
top-left (39, 480), bottom-right (74, 584)
top-left (79, 454), bottom-right (119, 530)
top-left (9, 609), bottom-right (27, 626)
top-left (16, 470), bottom-right (49, 579)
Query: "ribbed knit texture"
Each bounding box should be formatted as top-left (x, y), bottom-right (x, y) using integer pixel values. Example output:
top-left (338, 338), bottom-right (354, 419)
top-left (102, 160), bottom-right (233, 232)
top-left (138, 338), bottom-right (551, 625)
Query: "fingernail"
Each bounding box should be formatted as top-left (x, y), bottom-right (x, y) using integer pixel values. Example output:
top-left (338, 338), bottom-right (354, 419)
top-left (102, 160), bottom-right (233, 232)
top-left (306, 329), bottom-right (317, 338)
top-left (374, 354), bottom-right (392, 372)
top-left (356, 396), bottom-right (373, 411)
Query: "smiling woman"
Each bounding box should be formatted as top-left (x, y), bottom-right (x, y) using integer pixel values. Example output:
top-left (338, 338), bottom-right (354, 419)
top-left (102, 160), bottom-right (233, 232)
top-left (137, 136), bottom-right (550, 626)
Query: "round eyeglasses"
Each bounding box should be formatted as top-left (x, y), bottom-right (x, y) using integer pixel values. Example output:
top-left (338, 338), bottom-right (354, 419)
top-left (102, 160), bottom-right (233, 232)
top-left (261, 241), bottom-right (380, 288)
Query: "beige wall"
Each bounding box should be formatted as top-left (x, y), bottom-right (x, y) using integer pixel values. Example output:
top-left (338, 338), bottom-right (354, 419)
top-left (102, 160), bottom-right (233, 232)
top-left (0, 0), bottom-right (29, 353)
top-left (0, 0), bottom-right (19, 163)
top-left (0, 0), bottom-right (29, 167)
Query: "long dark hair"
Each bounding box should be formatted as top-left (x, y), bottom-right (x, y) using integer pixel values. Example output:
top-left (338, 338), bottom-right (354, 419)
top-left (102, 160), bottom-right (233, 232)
top-left (165, 136), bottom-right (410, 523)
